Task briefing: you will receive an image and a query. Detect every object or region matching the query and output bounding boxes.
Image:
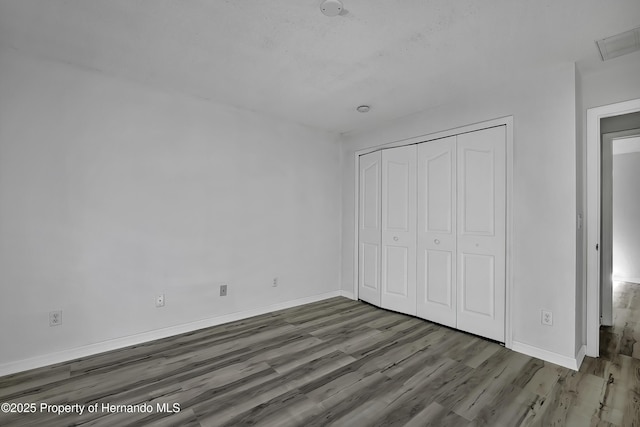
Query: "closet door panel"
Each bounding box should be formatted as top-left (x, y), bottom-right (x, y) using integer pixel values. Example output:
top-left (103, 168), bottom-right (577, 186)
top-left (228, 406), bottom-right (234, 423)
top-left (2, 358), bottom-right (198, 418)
top-left (384, 246), bottom-right (409, 296)
top-left (422, 249), bottom-right (453, 304)
top-left (381, 145), bottom-right (417, 315)
top-left (456, 126), bottom-right (506, 342)
top-left (416, 137), bottom-right (456, 326)
top-left (358, 151), bottom-right (382, 306)
top-left (460, 253), bottom-right (495, 316)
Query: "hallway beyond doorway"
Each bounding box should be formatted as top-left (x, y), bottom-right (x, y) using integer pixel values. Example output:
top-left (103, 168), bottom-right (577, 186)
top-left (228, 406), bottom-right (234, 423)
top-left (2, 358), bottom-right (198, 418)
top-left (599, 280), bottom-right (640, 360)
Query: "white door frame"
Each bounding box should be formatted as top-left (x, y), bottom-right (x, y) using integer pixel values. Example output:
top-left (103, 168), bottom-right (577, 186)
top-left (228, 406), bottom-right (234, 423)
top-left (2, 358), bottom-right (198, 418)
top-left (352, 116), bottom-right (514, 349)
top-left (586, 99), bottom-right (640, 357)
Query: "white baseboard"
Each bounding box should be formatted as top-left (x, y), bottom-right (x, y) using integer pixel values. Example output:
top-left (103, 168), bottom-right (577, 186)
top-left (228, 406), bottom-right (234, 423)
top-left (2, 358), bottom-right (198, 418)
top-left (613, 276), bottom-right (640, 285)
top-left (339, 290), bottom-right (356, 300)
top-left (511, 341), bottom-right (583, 371)
top-left (0, 290), bottom-right (343, 377)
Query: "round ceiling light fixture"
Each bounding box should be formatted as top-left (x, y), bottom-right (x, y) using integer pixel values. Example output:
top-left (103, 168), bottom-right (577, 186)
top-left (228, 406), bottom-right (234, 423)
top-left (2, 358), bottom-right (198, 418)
top-left (320, 0), bottom-right (343, 17)
top-left (356, 105), bottom-right (371, 113)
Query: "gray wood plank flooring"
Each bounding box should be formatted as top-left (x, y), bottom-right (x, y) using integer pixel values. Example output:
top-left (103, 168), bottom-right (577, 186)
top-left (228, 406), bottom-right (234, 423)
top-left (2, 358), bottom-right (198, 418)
top-left (2, 283), bottom-right (640, 426)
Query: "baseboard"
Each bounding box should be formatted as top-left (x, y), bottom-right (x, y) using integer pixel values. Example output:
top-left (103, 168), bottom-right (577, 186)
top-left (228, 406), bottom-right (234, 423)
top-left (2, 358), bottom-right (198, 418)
top-left (613, 276), bottom-right (640, 285)
top-left (0, 290), bottom-right (343, 377)
top-left (511, 341), bottom-right (583, 371)
top-left (339, 290), bottom-right (356, 300)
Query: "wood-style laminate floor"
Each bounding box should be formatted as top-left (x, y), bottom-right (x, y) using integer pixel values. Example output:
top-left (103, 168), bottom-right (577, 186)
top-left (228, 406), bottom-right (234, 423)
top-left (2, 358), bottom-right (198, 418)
top-left (1, 283), bottom-right (640, 426)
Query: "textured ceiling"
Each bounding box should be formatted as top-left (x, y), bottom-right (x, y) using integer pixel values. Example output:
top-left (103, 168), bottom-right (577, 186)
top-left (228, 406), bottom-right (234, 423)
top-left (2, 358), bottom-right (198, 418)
top-left (1, 0), bottom-right (639, 133)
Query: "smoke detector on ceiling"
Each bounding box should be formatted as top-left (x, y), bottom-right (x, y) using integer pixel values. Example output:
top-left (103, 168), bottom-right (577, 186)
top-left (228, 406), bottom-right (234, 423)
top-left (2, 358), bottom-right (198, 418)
top-left (320, 0), bottom-right (343, 17)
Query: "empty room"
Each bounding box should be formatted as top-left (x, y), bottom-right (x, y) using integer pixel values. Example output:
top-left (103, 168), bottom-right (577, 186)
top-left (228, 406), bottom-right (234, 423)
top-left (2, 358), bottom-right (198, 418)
top-left (1, 1), bottom-right (640, 426)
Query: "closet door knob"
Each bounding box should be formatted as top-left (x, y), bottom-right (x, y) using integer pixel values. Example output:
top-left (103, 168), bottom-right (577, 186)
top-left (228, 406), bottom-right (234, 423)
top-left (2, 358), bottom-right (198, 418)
top-left (434, 239), bottom-right (440, 244)
top-left (393, 236), bottom-right (399, 241)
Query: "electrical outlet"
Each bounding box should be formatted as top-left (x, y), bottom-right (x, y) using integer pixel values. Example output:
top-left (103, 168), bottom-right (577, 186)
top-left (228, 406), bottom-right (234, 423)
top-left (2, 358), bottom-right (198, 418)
top-left (272, 277), bottom-right (278, 287)
top-left (541, 310), bottom-right (553, 326)
top-left (49, 310), bottom-right (62, 326)
top-left (156, 294), bottom-right (165, 308)
top-left (220, 284), bottom-right (227, 296)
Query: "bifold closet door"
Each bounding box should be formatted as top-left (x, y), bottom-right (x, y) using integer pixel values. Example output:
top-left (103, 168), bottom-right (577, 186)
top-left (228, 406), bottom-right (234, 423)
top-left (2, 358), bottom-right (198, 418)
top-left (416, 136), bottom-right (457, 327)
top-left (358, 151), bottom-right (382, 306)
top-left (359, 126), bottom-right (505, 341)
top-left (381, 145), bottom-right (417, 315)
top-left (456, 126), bottom-right (506, 342)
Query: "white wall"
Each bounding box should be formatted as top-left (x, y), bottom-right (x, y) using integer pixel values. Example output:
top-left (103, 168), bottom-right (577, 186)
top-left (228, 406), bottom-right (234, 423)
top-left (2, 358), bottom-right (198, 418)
top-left (613, 152), bottom-right (640, 282)
top-left (580, 54), bottom-right (640, 112)
top-left (0, 48), bottom-right (341, 370)
top-left (341, 63), bottom-right (579, 361)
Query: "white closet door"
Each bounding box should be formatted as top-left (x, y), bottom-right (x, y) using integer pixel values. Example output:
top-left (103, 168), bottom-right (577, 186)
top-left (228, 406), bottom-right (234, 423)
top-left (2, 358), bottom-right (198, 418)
top-left (358, 151), bottom-right (382, 306)
top-left (416, 136), bottom-right (457, 327)
top-left (381, 145), bottom-right (417, 315)
top-left (456, 126), bottom-right (506, 342)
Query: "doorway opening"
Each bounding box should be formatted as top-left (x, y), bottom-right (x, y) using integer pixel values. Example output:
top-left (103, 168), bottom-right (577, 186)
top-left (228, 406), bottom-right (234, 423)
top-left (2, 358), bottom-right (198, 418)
top-left (586, 101), bottom-right (640, 357)
top-left (600, 128), bottom-right (640, 359)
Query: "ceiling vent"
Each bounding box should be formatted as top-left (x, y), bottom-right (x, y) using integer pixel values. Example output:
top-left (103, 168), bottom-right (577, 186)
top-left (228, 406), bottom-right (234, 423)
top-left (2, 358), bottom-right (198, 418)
top-left (596, 26), bottom-right (640, 61)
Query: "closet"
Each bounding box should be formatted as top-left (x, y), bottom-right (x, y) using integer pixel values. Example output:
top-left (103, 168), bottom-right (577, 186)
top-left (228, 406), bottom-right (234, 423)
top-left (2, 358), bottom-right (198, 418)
top-left (358, 125), bottom-right (506, 342)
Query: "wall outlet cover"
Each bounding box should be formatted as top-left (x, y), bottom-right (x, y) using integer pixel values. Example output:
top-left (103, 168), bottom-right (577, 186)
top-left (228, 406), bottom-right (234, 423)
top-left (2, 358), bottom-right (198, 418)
top-left (541, 310), bottom-right (553, 326)
top-left (49, 310), bottom-right (62, 326)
